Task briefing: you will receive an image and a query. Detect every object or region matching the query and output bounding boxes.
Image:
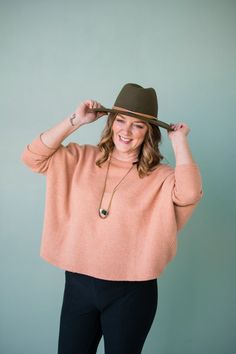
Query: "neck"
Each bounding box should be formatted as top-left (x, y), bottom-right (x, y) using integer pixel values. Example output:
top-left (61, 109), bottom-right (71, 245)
top-left (111, 148), bottom-right (139, 162)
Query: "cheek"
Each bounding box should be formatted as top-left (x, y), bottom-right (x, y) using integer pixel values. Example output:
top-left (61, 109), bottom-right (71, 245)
top-left (112, 123), bottom-right (119, 135)
top-left (112, 125), bottom-right (120, 142)
top-left (135, 129), bottom-right (147, 142)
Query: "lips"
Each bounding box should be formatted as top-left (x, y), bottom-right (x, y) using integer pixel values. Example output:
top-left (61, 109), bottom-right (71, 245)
top-left (119, 135), bottom-right (132, 144)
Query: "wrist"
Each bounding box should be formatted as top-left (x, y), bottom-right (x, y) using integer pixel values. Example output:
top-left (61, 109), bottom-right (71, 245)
top-left (170, 132), bottom-right (188, 146)
top-left (69, 113), bottom-right (83, 128)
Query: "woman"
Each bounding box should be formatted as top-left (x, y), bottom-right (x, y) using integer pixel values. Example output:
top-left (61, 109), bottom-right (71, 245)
top-left (21, 83), bottom-right (203, 354)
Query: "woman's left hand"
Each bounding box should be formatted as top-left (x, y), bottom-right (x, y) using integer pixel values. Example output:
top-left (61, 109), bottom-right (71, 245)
top-left (168, 122), bottom-right (190, 140)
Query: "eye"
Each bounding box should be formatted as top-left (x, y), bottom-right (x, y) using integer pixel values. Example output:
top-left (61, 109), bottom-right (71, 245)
top-left (134, 124), bottom-right (145, 129)
top-left (115, 118), bottom-right (124, 123)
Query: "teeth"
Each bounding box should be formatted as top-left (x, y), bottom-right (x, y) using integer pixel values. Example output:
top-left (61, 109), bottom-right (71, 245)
top-left (119, 135), bottom-right (131, 142)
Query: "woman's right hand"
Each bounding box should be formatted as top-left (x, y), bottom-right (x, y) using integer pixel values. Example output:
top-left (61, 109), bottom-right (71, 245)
top-left (71, 100), bottom-right (106, 126)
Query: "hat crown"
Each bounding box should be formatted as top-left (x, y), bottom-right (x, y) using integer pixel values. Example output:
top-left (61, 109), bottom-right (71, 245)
top-left (114, 83), bottom-right (158, 118)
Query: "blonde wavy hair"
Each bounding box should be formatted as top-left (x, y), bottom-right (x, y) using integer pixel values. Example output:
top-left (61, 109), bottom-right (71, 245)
top-left (96, 113), bottom-right (163, 178)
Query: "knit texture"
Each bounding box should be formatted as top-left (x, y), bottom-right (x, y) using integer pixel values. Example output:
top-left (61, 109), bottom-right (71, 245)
top-left (21, 135), bottom-right (203, 281)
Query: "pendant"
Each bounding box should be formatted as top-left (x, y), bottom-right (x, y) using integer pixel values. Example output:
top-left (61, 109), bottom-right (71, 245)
top-left (99, 209), bottom-right (109, 219)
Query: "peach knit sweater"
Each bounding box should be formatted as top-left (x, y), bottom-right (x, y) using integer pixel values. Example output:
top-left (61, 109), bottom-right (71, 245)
top-left (21, 135), bottom-right (203, 281)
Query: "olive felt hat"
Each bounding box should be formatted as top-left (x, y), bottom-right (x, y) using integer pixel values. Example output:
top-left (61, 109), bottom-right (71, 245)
top-left (88, 83), bottom-right (173, 131)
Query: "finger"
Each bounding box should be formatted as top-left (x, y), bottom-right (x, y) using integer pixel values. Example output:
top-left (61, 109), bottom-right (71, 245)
top-left (92, 101), bottom-right (101, 109)
top-left (92, 100), bottom-right (98, 108)
top-left (175, 123), bottom-right (182, 130)
top-left (91, 100), bottom-right (96, 108)
top-left (87, 100), bottom-right (96, 109)
top-left (84, 99), bottom-right (94, 107)
top-left (82, 100), bottom-right (92, 110)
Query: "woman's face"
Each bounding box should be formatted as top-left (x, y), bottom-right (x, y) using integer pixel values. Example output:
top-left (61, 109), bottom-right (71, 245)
top-left (112, 114), bottom-right (148, 158)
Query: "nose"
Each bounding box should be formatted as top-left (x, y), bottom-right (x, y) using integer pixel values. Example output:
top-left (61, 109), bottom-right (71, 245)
top-left (122, 123), bottom-right (132, 135)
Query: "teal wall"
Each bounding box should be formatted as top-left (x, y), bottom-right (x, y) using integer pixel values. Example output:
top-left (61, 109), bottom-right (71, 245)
top-left (1, 0), bottom-right (235, 353)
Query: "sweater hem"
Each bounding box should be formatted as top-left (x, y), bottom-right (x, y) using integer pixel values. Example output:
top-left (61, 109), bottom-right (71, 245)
top-left (40, 253), bottom-right (161, 281)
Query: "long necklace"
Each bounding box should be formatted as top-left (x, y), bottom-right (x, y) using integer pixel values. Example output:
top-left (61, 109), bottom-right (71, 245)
top-left (98, 155), bottom-right (136, 219)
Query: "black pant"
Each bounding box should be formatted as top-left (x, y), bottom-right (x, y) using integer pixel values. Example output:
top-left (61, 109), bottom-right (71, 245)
top-left (58, 271), bottom-right (158, 354)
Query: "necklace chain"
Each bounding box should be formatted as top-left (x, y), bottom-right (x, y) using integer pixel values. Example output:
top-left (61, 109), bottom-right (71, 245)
top-left (98, 155), bottom-right (135, 219)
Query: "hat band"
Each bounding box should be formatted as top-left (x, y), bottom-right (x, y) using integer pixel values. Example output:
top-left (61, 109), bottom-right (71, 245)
top-left (112, 106), bottom-right (158, 120)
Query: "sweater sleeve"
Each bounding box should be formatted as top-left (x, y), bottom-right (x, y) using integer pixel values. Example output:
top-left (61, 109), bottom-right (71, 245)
top-left (171, 163), bottom-right (203, 231)
top-left (172, 163), bottom-right (203, 206)
top-left (21, 133), bottom-right (80, 175)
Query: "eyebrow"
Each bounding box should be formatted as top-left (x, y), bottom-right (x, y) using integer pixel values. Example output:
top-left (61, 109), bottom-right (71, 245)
top-left (118, 115), bottom-right (146, 124)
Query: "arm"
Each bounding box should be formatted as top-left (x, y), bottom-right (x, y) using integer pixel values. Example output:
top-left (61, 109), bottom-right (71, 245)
top-left (167, 123), bottom-right (203, 231)
top-left (168, 123), bottom-right (194, 165)
top-left (40, 99), bottom-right (105, 148)
top-left (168, 123), bottom-right (203, 206)
top-left (21, 99), bottom-right (105, 173)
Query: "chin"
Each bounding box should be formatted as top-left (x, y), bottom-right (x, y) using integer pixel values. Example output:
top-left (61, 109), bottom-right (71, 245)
top-left (115, 142), bottom-right (134, 152)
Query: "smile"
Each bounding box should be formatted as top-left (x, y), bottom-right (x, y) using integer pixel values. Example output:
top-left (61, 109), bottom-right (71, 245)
top-left (119, 135), bottom-right (133, 144)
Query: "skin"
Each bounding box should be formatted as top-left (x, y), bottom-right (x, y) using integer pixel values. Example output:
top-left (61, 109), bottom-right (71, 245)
top-left (111, 114), bottom-right (148, 161)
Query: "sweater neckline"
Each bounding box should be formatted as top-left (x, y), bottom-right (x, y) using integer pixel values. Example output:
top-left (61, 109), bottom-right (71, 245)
top-left (110, 155), bottom-right (138, 168)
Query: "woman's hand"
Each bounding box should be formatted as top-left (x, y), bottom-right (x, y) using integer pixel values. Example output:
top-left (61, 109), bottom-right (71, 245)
top-left (168, 122), bottom-right (190, 141)
top-left (71, 100), bottom-right (106, 126)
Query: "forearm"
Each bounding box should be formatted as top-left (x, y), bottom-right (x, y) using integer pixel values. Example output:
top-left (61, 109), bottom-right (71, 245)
top-left (171, 134), bottom-right (195, 165)
top-left (41, 115), bottom-right (82, 148)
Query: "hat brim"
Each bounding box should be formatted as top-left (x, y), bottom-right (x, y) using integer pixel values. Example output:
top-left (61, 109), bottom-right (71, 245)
top-left (88, 107), bottom-right (173, 131)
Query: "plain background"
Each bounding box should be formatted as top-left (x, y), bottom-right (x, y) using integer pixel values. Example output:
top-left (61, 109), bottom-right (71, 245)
top-left (1, 0), bottom-right (235, 353)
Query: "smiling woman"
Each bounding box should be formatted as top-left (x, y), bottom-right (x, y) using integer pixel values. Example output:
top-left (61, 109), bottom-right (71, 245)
top-left (21, 83), bottom-right (203, 354)
top-left (112, 115), bottom-right (148, 161)
top-left (96, 111), bottom-right (163, 178)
